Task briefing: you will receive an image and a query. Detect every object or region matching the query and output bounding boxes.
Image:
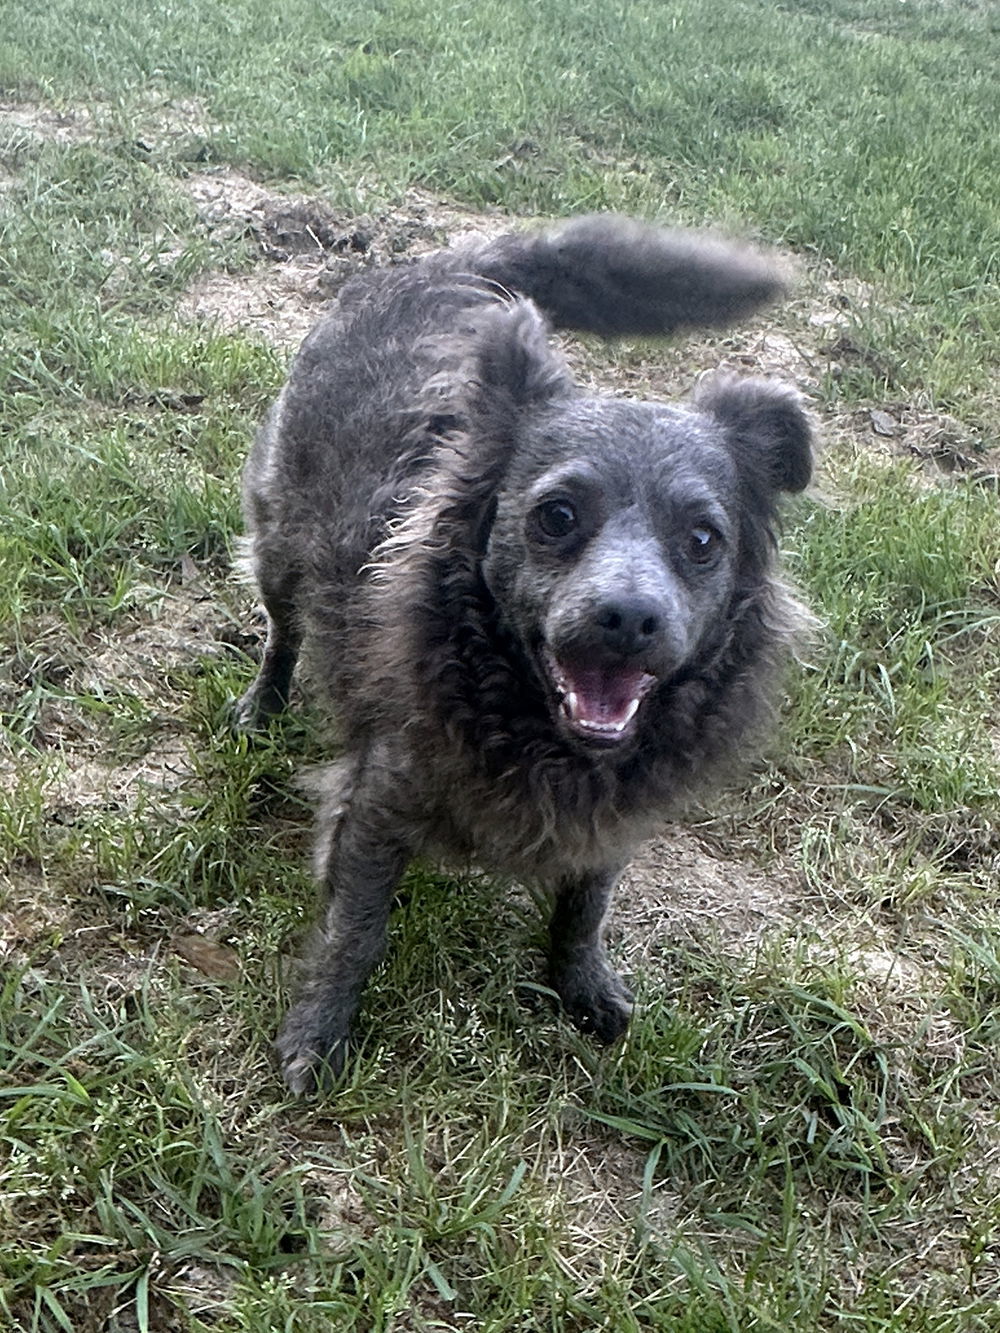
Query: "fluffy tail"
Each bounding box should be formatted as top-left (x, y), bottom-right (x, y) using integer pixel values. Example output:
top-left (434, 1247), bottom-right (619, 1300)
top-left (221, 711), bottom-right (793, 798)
top-left (466, 214), bottom-right (789, 338)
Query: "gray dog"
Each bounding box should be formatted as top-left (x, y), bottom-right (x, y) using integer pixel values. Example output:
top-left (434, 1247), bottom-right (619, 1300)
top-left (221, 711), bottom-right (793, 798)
top-left (235, 215), bottom-right (813, 1093)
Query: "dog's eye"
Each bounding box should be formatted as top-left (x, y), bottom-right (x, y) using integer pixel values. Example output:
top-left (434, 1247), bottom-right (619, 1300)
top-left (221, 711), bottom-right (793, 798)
top-left (688, 524), bottom-right (722, 563)
top-left (535, 498), bottom-right (578, 540)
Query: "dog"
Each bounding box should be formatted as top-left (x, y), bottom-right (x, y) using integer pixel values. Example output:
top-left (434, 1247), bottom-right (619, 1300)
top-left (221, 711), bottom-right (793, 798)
top-left (235, 214), bottom-right (814, 1093)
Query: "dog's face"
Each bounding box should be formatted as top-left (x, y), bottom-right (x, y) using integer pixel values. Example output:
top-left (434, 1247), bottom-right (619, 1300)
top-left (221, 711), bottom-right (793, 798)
top-left (481, 383), bottom-right (811, 753)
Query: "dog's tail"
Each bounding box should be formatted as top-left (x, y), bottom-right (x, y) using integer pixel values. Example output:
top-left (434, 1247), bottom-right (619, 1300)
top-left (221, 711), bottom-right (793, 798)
top-left (465, 214), bottom-right (788, 339)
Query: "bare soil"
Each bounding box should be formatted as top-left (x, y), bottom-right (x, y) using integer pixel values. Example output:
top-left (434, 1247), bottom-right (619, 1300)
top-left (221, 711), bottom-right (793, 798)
top-left (178, 169), bottom-right (513, 348)
top-left (0, 99), bottom-right (97, 145)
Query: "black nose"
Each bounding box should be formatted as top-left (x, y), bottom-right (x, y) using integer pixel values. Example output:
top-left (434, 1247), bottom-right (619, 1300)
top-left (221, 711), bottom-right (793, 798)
top-left (595, 597), bottom-right (663, 658)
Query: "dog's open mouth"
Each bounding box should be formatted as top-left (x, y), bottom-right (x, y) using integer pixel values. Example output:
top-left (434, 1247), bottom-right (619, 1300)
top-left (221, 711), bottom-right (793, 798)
top-left (546, 654), bottom-right (657, 746)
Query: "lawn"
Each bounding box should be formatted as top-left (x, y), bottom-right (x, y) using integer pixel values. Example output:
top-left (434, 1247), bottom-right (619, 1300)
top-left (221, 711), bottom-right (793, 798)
top-left (1, 0), bottom-right (999, 1329)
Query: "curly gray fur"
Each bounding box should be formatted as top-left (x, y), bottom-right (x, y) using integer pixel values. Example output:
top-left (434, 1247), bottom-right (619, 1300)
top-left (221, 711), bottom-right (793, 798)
top-left (234, 214), bottom-right (814, 1092)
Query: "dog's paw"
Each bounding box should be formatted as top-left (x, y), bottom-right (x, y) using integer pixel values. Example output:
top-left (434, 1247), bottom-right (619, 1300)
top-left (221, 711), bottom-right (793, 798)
top-left (274, 1009), bottom-right (350, 1095)
top-left (232, 684), bottom-right (283, 733)
top-left (551, 961), bottom-right (634, 1045)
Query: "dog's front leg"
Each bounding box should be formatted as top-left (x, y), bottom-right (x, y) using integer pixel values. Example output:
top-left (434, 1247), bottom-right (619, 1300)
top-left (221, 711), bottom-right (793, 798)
top-left (548, 869), bottom-right (633, 1044)
top-left (276, 766), bottom-right (411, 1094)
top-left (233, 570), bottom-right (302, 731)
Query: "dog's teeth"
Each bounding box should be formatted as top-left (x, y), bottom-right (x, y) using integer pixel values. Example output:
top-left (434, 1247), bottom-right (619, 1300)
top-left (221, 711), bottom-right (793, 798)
top-left (570, 695), bottom-right (642, 734)
top-left (579, 715), bottom-right (630, 734)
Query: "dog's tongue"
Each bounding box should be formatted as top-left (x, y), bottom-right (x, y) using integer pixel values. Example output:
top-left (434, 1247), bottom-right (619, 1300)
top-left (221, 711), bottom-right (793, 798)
top-left (559, 662), bottom-right (654, 734)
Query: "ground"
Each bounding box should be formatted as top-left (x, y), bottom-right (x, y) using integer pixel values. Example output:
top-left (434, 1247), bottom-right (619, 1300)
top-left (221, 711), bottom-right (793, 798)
top-left (3, 86), bottom-right (1000, 1332)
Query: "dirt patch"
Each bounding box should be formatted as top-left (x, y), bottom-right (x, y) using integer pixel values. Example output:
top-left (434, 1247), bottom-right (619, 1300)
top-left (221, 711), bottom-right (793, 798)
top-left (0, 93), bottom-right (221, 157)
top-left (183, 167), bottom-right (282, 231)
top-left (179, 266), bottom-right (327, 350)
top-left (1, 582), bottom-right (226, 719)
top-left (0, 99), bottom-right (96, 145)
top-left (0, 867), bottom-right (71, 961)
top-left (542, 1125), bottom-right (656, 1263)
top-left (129, 92), bottom-right (221, 157)
top-left (616, 827), bottom-right (804, 971)
top-left (178, 169), bottom-right (513, 347)
top-left (163, 1262), bottom-right (241, 1325)
top-left (75, 584), bottom-right (227, 697)
top-left (0, 584), bottom-right (237, 830)
top-left (177, 170), bottom-right (324, 345)
top-left (614, 822), bottom-right (967, 1086)
top-left (850, 402), bottom-right (990, 472)
top-left (183, 168), bottom-right (512, 255)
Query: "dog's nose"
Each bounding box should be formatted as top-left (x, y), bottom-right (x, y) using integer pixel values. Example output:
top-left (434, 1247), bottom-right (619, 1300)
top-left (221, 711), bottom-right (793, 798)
top-left (595, 597), bottom-right (663, 659)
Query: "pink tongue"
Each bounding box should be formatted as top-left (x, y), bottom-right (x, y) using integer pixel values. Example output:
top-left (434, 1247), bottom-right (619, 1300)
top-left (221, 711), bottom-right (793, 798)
top-left (563, 664), bottom-right (648, 726)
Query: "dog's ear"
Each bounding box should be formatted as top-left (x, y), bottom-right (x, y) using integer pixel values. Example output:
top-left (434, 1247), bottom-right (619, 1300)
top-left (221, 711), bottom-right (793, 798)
top-left (695, 375), bottom-right (813, 494)
top-left (408, 301), bottom-right (570, 559)
top-left (417, 300), bottom-right (571, 456)
top-left (470, 299), bottom-right (573, 411)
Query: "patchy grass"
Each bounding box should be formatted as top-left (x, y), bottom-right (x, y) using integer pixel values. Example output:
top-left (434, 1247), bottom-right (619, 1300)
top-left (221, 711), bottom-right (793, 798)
top-left (2, 1), bottom-right (1000, 1329)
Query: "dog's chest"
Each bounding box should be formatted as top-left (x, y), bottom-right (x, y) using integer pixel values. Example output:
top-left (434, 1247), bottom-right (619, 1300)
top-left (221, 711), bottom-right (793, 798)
top-left (418, 757), bottom-right (658, 881)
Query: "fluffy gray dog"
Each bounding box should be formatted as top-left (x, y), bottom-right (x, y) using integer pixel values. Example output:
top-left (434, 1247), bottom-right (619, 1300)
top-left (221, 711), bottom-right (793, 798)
top-left (235, 215), bottom-right (813, 1093)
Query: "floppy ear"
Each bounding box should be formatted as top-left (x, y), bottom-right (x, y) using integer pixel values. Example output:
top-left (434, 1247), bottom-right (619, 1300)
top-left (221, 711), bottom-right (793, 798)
top-left (416, 297), bottom-right (571, 449)
top-left (695, 375), bottom-right (814, 494)
top-left (469, 298), bottom-right (573, 411)
top-left (403, 299), bottom-right (571, 561)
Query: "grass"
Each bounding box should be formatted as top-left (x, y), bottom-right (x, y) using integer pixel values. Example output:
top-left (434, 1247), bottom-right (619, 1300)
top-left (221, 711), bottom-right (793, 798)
top-left (2, 0), bottom-right (1000, 1328)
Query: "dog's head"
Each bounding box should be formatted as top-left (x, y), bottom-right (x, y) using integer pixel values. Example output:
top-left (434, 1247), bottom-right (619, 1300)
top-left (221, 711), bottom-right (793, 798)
top-left (468, 321), bottom-right (813, 753)
top-left (395, 298), bottom-right (812, 756)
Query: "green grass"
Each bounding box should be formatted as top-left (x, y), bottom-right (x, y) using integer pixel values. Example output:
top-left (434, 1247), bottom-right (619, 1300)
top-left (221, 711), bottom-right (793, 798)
top-left (2, 0), bottom-right (1000, 1329)
top-left (3, 0), bottom-right (998, 419)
